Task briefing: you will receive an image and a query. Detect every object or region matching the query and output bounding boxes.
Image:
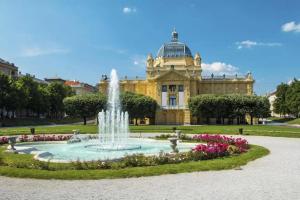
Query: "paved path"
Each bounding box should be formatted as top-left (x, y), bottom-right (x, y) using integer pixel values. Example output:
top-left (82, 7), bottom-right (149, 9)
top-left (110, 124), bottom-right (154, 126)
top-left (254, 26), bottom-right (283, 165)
top-left (1, 135), bottom-right (300, 200)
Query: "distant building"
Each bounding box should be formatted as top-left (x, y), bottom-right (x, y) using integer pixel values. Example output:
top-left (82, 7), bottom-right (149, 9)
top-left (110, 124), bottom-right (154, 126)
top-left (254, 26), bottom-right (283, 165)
top-left (0, 58), bottom-right (18, 78)
top-left (17, 72), bottom-right (49, 85)
top-left (64, 80), bottom-right (96, 95)
top-left (45, 76), bottom-right (66, 84)
top-left (267, 91), bottom-right (279, 117)
top-left (99, 30), bottom-right (254, 125)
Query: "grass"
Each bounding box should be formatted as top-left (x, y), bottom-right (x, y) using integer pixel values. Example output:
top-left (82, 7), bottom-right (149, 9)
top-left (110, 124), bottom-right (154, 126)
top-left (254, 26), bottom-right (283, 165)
top-left (267, 117), bottom-right (294, 123)
top-left (1, 124), bottom-right (300, 138)
top-left (0, 117), bottom-right (90, 127)
top-left (267, 117), bottom-right (300, 125)
top-left (0, 144), bottom-right (269, 179)
top-left (288, 118), bottom-right (300, 125)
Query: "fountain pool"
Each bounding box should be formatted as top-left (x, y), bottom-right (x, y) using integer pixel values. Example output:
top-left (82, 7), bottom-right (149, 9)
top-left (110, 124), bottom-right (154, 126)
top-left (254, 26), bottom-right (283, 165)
top-left (15, 138), bottom-right (195, 162)
top-left (13, 69), bottom-right (194, 162)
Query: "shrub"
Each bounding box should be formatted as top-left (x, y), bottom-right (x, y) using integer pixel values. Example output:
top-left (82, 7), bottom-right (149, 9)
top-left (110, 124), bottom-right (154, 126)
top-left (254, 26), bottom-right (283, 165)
top-left (0, 137), bottom-right (8, 144)
top-left (155, 134), bottom-right (174, 140)
top-left (32, 160), bottom-right (51, 170)
top-left (192, 143), bottom-right (229, 159)
top-left (122, 154), bottom-right (152, 167)
top-left (193, 134), bottom-right (249, 151)
top-left (71, 159), bottom-right (85, 170)
top-left (0, 154), bottom-right (4, 165)
top-left (17, 134), bottom-right (72, 143)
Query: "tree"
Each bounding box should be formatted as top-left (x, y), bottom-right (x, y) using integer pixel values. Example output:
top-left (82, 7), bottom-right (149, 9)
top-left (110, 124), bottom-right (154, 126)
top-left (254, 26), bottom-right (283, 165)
top-left (273, 83), bottom-right (290, 116)
top-left (5, 78), bottom-right (23, 116)
top-left (0, 73), bottom-right (12, 118)
top-left (63, 93), bottom-right (106, 125)
top-left (286, 79), bottom-right (300, 117)
top-left (36, 84), bottom-right (50, 116)
top-left (120, 92), bottom-right (157, 125)
top-left (189, 94), bottom-right (270, 125)
top-left (246, 96), bottom-right (270, 125)
top-left (47, 82), bottom-right (74, 118)
top-left (15, 75), bottom-right (42, 116)
top-left (189, 95), bottom-right (218, 124)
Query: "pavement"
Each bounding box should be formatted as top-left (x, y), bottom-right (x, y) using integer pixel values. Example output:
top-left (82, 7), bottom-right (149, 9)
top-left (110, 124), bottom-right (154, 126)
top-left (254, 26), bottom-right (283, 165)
top-left (0, 135), bottom-right (300, 200)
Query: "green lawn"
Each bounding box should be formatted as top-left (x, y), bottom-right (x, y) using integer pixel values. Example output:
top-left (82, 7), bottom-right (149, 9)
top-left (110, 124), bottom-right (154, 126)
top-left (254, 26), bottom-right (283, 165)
top-left (1, 124), bottom-right (300, 138)
top-left (0, 117), bottom-right (89, 127)
top-left (288, 118), bottom-right (300, 125)
top-left (0, 144), bottom-right (269, 179)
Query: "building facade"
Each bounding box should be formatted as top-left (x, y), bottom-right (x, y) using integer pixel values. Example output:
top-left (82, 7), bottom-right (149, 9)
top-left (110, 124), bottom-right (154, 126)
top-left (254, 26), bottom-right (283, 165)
top-left (0, 58), bottom-right (18, 78)
top-left (99, 30), bottom-right (254, 125)
top-left (65, 80), bottom-right (96, 95)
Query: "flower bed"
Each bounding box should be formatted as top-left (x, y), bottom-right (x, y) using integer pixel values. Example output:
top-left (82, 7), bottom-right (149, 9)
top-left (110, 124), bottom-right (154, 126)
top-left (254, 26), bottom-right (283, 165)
top-left (19, 134), bottom-right (72, 142)
top-left (0, 134), bottom-right (250, 170)
top-left (0, 135), bottom-right (72, 144)
top-left (0, 137), bottom-right (8, 145)
top-left (193, 134), bottom-right (249, 153)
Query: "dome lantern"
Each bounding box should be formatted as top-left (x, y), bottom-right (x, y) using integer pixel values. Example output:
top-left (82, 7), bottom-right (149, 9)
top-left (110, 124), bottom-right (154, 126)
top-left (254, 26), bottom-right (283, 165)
top-left (157, 29), bottom-right (193, 58)
top-left (171, 28), bottom-right (178, 42)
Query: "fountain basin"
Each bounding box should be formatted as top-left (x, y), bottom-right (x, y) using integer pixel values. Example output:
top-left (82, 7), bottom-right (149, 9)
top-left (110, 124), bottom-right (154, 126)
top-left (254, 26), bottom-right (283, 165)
top-left (14, 138), bottom-right (195, 162)
top-left (84, 144), bottom-right (142, 151)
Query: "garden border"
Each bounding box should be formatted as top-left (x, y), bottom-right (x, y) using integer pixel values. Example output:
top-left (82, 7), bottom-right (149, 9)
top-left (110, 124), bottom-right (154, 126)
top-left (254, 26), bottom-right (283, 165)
top-left (0, 144), bottom-right (269, 180)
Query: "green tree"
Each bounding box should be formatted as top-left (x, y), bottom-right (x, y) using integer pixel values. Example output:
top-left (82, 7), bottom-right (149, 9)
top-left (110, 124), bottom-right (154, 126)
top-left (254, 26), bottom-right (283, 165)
top-left (47, 82), bottom-right (74, 118)
top-left (63, 93), bottom-right (106, 125)
top-left (189, 94), bottom-right (218, 124)
top-left (0, 73), bottom-right (12, 118)
top-left (246, 96), bottom-right (270, 125)
top-left (36, 84), bottom-right (50, 116)
top-left (14, 75), bottom-right (41, 116)
top-left (189, 94), bottom-right (270, 125)
top-left (286, 79), bottom-right (300, 117)
top-left (121, 92), bottom-right (157, 125)
top-left (5, 78), bottom-right (23, 116)
top-left (273, 83), bottom-right (290, 116)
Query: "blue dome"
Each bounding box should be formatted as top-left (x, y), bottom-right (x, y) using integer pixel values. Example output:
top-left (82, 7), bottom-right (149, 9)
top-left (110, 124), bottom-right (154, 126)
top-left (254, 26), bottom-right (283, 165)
top-left (157, 30), bottom-right (193, 58)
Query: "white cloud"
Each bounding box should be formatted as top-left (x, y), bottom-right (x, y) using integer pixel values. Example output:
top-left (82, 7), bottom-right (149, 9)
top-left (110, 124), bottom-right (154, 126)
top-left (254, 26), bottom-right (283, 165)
top-left (132, 55), bottom-right (146, 68)
top-left (202, 62), bottom-right (239, 75)
top-left (235, 40), bottom-right (282, 49)
top-left (21, 46), bottom-right (69, 57)
top-left (282, 21), bottom-right (300, 33)
top-left (123, 7), bottom-right (137, 14)
top-left (92, 45), bottom-right (127, 55)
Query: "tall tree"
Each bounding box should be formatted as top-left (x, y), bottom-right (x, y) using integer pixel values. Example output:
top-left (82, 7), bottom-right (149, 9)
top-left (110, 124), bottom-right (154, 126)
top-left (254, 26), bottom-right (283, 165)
top-left (273, 83), bottom-right (290, 116)
top-left (189, 94), bottom-right (270, 125)
top-left (47, 82), bottom-right (74, 118)
top-left (0, 73), bottom-right (12, 118)
top-left (15, 75), bottom-right (41, 116)
top-left (286, 79), bottom-right (300, 117)
top-left (120, 92), bottom-right (157, 125)
top-left (63, 93), bottom-right (106, 125)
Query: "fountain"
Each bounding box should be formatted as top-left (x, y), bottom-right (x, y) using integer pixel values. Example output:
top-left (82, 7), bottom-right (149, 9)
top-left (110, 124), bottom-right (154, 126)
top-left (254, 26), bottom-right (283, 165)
top-left (88, 69), bottom-right (140, 151)
top-left (12, 69), bottom-right (194, 162)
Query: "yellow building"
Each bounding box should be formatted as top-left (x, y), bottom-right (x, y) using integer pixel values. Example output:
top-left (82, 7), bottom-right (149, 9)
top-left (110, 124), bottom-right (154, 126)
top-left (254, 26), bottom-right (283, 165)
top-left (0, 58), bottom-right (18, 78)
top-left (99, 30), bottom-right (254, 125)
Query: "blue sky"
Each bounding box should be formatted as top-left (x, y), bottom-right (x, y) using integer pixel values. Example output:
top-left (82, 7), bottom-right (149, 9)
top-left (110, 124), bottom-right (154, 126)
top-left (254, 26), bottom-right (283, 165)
top-left (0, 0), bottom-right (299, 95)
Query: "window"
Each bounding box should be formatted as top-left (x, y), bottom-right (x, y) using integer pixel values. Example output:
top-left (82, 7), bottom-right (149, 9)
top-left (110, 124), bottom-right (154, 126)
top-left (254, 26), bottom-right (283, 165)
top-left (162, 85), bottom-right (167, 92)
top-left (178, 85), bottom-right (184, 92)
top-left (169, 85), bottom-right (176, 92)
top-left (169, 96), bottom-right (176, 106)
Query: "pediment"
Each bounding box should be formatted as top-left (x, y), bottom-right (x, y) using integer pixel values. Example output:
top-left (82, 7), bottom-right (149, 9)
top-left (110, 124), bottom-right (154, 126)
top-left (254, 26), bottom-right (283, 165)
top-left (155, 70), bottom-right (189, 81)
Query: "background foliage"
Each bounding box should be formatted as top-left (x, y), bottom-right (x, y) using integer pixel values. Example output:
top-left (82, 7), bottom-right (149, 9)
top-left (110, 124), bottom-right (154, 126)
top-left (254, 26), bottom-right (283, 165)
top-left (189, 94), bottom-right (270, 125)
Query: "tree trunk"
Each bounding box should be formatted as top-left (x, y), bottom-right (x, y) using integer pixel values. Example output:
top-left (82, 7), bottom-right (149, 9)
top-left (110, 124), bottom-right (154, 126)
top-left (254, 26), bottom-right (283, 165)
top-left (250, 116), bottom-right (253, 125)
top-left (83, 116), bottom-right (87, 125)
top-left (96, 115), bottom-right (99, 125)
top-left (135, 118), bottom-right (138, 126)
